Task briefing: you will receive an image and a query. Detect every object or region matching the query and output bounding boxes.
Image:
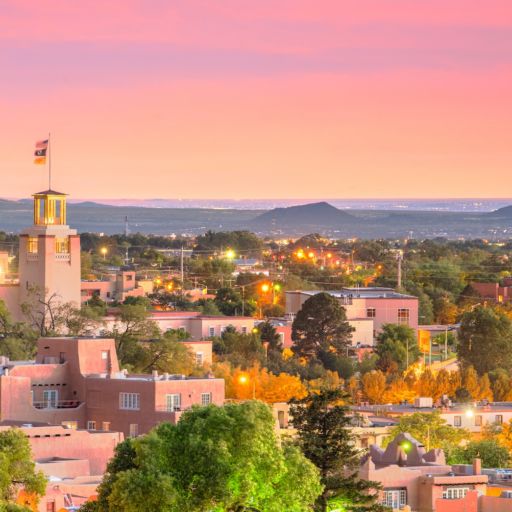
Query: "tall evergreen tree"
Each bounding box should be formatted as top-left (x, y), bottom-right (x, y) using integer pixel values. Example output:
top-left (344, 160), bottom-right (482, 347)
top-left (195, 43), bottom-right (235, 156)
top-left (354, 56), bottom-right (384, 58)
top-left (291, 293), bottom-right (354, 359)
top-left (290, 389), bottom-right (384, 512)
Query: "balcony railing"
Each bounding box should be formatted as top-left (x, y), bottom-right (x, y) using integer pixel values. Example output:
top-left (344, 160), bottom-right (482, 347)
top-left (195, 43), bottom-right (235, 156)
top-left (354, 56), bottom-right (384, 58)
top-left (155, 406), bottom-right (183, 413)
top-left (32, 400), bottom-right (83, 410)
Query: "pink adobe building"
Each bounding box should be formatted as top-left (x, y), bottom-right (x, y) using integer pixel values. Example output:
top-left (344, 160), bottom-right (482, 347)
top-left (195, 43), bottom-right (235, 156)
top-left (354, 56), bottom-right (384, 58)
top-left (362, 433), bottom-right (488, 512)
top-left (0, 423), bottom-right (122, 512)
top-left (103, 310), bottom-right (257, 339)
top-left (469, 279), bottom-right (512, 304)
top-left (81, 270), bottom-right (147, 304)
top-left (286, 288), bottom-right (419, 337)
top-left (0, 336), bottom-right (224, 439)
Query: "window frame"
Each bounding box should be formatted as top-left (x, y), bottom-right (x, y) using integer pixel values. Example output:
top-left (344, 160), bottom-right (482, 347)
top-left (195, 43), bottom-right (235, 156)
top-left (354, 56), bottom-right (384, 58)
top-left (119, 392), bottom-right (141, 411)
top-left (166, 393), bottom-right (181, 412)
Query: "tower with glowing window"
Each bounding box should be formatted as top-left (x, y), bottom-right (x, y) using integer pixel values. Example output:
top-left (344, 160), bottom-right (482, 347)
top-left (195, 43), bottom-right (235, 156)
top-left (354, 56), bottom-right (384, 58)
top-left (18, 190), bottom-right (81, 308)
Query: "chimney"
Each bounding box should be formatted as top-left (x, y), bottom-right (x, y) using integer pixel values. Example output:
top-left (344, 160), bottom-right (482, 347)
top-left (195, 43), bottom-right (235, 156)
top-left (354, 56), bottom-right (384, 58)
top-left (473, 458), bottom-right (482, 475)
top-left (152, 370), bottom-right (159, 380)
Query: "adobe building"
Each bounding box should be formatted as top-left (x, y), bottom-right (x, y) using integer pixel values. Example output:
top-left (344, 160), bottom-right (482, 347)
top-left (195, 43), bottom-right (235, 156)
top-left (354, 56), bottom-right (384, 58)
top-left (103, 310), bottom-right (257, 339)
top-left (81, 270), bottom-right (147, 304)
top-left (1, 423), bottom-right (122, 512)
top-left (362, 433), bottom-right (488, 511)
top-left (286, 288), bottom-right (419, 343)
top-left (354, 402), bottom-right (512, 436)
top-left (0, 336), bottom-right (224, 438)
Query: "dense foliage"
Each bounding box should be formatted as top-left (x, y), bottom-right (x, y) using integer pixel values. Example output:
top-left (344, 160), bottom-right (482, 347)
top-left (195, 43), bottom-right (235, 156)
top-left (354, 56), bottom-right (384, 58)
top-left (90, 401), bottom-right (322, 512)
top-left (290, 390), bottom-right (384, 512)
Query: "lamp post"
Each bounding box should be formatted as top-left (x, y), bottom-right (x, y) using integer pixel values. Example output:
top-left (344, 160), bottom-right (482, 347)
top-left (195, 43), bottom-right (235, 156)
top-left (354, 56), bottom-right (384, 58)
top-left (100, 247), bottom-right (108, 260)
top-left (238, 374), bottom-right (256, 400)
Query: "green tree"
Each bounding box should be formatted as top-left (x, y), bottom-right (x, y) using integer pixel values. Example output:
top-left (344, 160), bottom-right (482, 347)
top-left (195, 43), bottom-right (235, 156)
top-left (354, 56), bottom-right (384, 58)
top-left (450, 440), bottom-right (511, 468)
top-left (257, 321), bottom-right (282, 351)
top-left (290, 389), bottom-right (384, 512)
top-left (135, 331), bottom-right (198, 374)
top-left (458, 306), bottom-right (512, 374)
top-left (375, 324), bottom-right (420, 373)
top-left (291, 293), bottom-right (354, 360)
top-left (0, 300), bottom-right (38, 360)
top-left (94, 438), bottom-right (137, 512)
top-left (0, 429), bottom-right (46, 509)
top-left (108, 304), bottom-right (160, 365)
top-left (386, 411), bottom-right (469, 457)
top-left (214, 287), bottom-right (245, 316)
top-left (96, 401), bottom-right (322, 511)
top-left (214, 329), bottom-right (265, 367)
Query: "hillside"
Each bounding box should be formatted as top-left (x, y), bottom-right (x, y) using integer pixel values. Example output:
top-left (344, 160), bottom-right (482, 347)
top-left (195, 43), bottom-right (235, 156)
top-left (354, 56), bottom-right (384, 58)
top-left (249, 202), bottom-right (354, 231)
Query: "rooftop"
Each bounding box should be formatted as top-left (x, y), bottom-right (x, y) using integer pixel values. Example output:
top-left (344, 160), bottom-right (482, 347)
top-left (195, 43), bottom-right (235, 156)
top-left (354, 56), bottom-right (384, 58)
top-left (289, 287), bottom-right (417, 299)
top-left (354, 401), bottom-right (512, 414)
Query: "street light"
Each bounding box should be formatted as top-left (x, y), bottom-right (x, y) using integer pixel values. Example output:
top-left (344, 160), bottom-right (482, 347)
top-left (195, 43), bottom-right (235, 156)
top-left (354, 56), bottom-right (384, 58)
top-left (238, 373), bottom-right (256, 400)
top-left (100, 247), bottom-right (108, 260)
top-left (225, 249), bottom-right (236, 259)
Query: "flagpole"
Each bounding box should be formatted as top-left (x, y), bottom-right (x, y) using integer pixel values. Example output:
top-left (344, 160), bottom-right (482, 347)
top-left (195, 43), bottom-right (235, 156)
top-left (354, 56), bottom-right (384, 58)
top-left (48, 132), bottom-right (51, 190)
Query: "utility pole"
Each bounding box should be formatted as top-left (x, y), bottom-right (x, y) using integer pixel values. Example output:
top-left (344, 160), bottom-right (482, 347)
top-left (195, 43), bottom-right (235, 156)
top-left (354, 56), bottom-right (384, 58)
top-left (397, 250), bottom-right (403, 289)
top-left (241, 285), bottom-right (245, 316)
top-left (180, 246), bottom-right (184, 296)
top-left (124, 216), bottom-right (129, 237)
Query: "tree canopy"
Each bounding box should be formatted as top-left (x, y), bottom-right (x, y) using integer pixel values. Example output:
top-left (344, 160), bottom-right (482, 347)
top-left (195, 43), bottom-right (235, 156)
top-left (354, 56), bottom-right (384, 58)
top-left (290, 389), bottom-right (384, 512)
top-left (458, 306), bottom-right (512, 374)
top-left (91, 401), bottom-right (322, 512)
top-left (291, 293), bottom-right (354, 359)
top-left (385, 411), bottom-right (469, 460)
top-left (0, 428), bottom-right (47, 511)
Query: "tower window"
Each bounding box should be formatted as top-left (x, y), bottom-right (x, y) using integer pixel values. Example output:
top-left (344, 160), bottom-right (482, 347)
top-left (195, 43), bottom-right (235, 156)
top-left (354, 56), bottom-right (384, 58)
top-left (55, 237), bottom-right (70, 254)
top-left (28, 237), bottom-right (38, 254)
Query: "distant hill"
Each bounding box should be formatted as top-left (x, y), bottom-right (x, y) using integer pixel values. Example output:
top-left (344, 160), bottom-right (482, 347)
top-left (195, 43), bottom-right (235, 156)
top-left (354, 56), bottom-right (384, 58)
top-left (249, 202), bottom-right (354, 231)
top-left (490, 205), bottom-right (512, 217)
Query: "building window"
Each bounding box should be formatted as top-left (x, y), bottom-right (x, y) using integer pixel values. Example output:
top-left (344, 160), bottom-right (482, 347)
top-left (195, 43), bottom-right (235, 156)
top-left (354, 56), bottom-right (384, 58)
top-left (201, 392), bottom-right (212, 406)
top-left (55, 237), bottom-right (70, 254)
top-left (129, 424), bottom-right (139, 438)
top-left (397, 309), bottom-right (410, 325)
top-left (28, 237), bottom-right (38, 254)
top-left (119, 392), bottom-right (140, 410)
top-left (43, 390), bottom-right (58, 408)
top-left (166, 394), bottom-right (181, 412)
top-left (382, 489), bottom-right (407, 509)
top-left (102, 422), bottom-right (110, 432)
top-left (454, 416), bottom-right (462, 427)
top-left (367, 308), bottom-right (376, 318)
top-left (61, 421), bottom-right (77, 430)
top-left (442, 487), bottom-right (469, 499)
top-left (496, 415), bottom-right (503, 425)
top-left (475, 415), bottom-right (482, 427)
top-left (208, 327), bottom-right (215, 337)
top-left (241, 327), bottom-right (248, 334)
top-left (101, 350), bottom-right (109, 360)
top-left (46, 501), bottom-right (56, 512)
top-left (87, 421), bottom-right (96, 431)
top-left (196, 352), bottom-right (204, 366)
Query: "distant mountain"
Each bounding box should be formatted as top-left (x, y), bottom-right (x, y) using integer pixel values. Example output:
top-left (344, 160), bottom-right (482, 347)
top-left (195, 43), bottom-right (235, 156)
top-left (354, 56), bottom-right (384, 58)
top-left (249, 202), bottom-right (354, 231)
top-left (490, 205), bottom-right (512, 217)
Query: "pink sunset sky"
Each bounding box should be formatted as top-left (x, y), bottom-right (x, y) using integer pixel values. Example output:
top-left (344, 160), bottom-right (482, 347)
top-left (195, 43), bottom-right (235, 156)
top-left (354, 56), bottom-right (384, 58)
top-left (1, 0), bottom-right (511, 200)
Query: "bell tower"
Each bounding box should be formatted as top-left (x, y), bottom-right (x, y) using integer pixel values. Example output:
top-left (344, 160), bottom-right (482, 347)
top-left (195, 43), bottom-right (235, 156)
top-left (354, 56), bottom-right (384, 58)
top-left (18, 189), bottom-right (81, 309)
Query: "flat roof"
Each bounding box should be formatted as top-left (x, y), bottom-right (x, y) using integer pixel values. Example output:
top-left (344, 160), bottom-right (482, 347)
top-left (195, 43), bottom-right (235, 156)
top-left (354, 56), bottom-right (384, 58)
top-left (288, 287), bottom-right (417, 299)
